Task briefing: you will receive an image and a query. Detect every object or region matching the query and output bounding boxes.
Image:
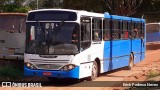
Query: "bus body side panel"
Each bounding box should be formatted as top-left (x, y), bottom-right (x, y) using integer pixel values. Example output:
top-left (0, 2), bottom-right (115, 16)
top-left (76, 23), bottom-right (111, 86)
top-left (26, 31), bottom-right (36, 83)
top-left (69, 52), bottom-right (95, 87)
top-left (78, 42), bottom-right (104, 78)
top-left (102, 41), bottom-right (111, 72)
top-left (111, 40), bottom-right (130, 70)
top-left (131, 39), bottom-right (142, 64)
top-left (103, 40), bottom-right (131, 71)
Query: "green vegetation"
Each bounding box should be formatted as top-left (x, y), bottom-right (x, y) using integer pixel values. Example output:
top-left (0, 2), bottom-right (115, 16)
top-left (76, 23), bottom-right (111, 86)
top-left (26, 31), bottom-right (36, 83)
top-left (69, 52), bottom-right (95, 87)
top-left (0, 0), bottom-right (160, 22)
top-left (0, 60), bottom-right (24, 80)
top-left (147, 70), bottom-right (160, 79)
top-left (0, 66), bottom-right (23, 80)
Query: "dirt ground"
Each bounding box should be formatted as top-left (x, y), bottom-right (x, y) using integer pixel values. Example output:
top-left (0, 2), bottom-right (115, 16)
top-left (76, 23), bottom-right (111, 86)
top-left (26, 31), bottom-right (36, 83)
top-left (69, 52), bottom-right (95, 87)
top-left (1, 43), bottom-right (160, 90)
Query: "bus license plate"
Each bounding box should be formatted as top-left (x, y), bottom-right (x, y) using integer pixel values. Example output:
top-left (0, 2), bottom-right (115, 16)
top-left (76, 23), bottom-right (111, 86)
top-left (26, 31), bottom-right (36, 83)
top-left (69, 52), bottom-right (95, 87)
top-left (43, 72), bottom-right (52, 76)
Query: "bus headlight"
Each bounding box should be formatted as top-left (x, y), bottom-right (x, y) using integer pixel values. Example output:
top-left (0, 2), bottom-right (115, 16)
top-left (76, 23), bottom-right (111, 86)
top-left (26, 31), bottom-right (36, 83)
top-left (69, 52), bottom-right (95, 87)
top-left (60, 64), bottom-right (76, 71)
top-left (25, 62), bottom-right (37, 69)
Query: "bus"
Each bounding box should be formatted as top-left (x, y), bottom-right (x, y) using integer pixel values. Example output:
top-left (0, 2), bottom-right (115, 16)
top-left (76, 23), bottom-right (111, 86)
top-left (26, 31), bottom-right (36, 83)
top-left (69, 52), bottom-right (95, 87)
top-left (24, 9), bottom-right (146, 80)
top-left (0, 13), bottom-right (26, 60)
top-left (146, 23), bottom-right (160, 42)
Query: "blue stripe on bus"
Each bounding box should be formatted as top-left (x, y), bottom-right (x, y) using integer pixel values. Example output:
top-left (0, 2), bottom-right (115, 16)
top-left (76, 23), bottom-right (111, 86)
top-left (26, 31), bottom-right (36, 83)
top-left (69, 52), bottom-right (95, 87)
top-left (103, 39), bottom-right (146, 71)
top-left (24, 66), bottom-right (79, 79)
top-left (103, 40), bottom-right (131, 71)
top-left (111, 15), bottom-right (131, 21)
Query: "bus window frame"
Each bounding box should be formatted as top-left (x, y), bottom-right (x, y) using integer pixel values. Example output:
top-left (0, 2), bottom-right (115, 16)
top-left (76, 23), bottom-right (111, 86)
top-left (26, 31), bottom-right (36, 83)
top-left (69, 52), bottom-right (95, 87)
top-left (80, 16), bottom-right (92, 51)
top-left (122, 20), bottom-right (129, 40)
top-left (103, 19), bottom-right (111, 41)
top-left (112, 20), bottom-right (121, 40)
top-left (141, 23), bottom-right (145, 38)
top-left (92, 17), bottom-right (103, 42)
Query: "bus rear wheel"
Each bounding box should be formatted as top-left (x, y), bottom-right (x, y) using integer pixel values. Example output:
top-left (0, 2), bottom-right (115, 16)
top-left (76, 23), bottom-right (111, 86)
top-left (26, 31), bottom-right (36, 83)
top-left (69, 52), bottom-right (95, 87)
top-left (128, 53), bottom-right (134, 69)
top-left (87, 61), bottom-right (98, 81)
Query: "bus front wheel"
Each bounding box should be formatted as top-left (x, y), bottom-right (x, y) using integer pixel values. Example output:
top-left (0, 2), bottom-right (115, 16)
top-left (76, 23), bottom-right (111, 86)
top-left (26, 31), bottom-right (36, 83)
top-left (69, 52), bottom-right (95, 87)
top-left (128, 53), bottom-right (134, 69)
top-left (87, 61), bottom-right (98, 81)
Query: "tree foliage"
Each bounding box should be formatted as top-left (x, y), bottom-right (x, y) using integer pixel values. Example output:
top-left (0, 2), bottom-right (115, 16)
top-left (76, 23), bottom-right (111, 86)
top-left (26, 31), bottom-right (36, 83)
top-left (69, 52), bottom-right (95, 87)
top-left (0, 0), bottom-right (160, 22)
top-left (103, 0), bottom-right (142, 16)
top-left (63, 0), bottom-right (105, 13)
top-left (0, 0), bottom-right (30, 13)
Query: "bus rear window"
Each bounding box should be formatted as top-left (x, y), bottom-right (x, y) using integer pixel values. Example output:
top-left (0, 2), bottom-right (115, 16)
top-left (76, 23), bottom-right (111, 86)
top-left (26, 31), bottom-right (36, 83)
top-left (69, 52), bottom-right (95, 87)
top-left (27, 11), bottom-right (77, 21)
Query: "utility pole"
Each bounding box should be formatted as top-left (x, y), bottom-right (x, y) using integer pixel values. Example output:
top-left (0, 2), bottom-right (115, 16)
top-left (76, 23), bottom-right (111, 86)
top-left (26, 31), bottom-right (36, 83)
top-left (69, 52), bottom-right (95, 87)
top-left (37, 0), bottom-right (39, 9)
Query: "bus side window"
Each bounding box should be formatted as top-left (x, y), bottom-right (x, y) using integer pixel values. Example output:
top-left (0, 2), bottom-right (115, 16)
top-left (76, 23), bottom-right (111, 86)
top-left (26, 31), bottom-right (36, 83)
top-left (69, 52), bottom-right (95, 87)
top-left (131, 22), bottom-right (138, 39)
top-left (137, 23), bottom-right (142, 38)
top-left (80, 17), bottom-right (91, 51)
top-left (92, 18), bottom-right (102, 41)
top-left (122, 21), bottom-right (128, 39)
top-left (141, 23), bottom-right (145, 38)
top-left (138, 23), bottom-right (143, 38)
top-left (112, 20), bottom-right (120, 40)
top-left (128, 22), bottom-right (132, 39)
top-left (103, 19), bottom-right (111, 41)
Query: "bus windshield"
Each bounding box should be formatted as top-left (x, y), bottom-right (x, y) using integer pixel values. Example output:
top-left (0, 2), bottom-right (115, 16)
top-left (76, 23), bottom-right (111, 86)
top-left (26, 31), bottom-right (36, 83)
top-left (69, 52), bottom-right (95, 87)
top-left (26, 22), bottom-right (79, 55)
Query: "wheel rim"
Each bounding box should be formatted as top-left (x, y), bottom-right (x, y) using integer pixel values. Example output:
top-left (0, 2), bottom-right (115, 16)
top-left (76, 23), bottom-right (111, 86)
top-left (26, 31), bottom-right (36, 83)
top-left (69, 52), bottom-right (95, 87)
top-left (129, 54), bottom-right (134, 68)
top-left (92, 64), bottom-right (97, 77)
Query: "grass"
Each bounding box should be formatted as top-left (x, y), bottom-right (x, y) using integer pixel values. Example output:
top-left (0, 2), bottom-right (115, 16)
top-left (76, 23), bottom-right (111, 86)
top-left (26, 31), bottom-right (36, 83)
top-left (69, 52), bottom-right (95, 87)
top-left (128, 70), bottom-right (160, 90)
top-left (147, 70), bottom-right (160, 79)
top-left (0, 65), bottom-right (23, 80)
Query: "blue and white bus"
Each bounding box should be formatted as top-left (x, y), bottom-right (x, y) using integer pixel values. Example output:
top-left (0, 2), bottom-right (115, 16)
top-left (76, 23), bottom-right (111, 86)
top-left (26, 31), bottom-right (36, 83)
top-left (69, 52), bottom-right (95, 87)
top-left (24, 9), bottom-right (146, 80)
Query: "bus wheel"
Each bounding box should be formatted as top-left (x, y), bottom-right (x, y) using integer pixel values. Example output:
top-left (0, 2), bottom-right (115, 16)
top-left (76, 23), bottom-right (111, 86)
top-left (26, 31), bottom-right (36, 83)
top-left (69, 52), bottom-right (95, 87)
top-left (88, 61), bottom-right (98, 81)
top-left (128, 53), bottom-right (134, 69)
top-left (47, 77), bottom-right (59, 81)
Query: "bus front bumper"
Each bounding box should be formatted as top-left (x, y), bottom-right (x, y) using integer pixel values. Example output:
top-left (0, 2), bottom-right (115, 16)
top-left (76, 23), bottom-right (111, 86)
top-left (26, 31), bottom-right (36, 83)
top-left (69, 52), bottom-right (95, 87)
top-left (24, 66), bottom-right (80, 79)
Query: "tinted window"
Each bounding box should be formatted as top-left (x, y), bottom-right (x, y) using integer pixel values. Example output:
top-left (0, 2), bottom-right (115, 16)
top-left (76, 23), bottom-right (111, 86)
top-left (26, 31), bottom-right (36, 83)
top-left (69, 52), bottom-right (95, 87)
top-left (92, 18), bottom-right (102, 41)
top-left (103, 19), bottom-right (111, 41)
top-left (122, 21), bottom-right (129, 39)
top-left (112, 20), bottom-right (121, 40)
top-left (80, 17), bottom-right (91, 51)
top-left (27, 11), bottom-right (77, 21)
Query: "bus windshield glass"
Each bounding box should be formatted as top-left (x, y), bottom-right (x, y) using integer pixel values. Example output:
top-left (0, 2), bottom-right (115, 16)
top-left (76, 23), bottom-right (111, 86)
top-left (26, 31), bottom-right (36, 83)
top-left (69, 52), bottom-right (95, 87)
top-left (26, 22), bottom-right (79, 55)
top-left (27, 11), bottom-right (77, 21)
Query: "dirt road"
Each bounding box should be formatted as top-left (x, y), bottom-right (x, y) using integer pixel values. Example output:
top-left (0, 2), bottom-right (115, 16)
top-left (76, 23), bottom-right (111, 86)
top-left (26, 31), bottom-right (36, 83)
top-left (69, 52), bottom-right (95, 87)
top-left (1, 48), bottom-right (160, 90)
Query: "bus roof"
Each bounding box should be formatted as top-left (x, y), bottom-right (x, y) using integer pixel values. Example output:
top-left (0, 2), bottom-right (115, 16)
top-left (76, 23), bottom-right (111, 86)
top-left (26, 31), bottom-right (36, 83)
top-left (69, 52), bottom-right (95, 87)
top-left (104, 12), bottom-right (111, 19)
top-left (0, 13), bottom-right (27, 16)
top-left (111, 15), bottom-right (131, 21)
top-left (131, 17), bottom-right (145, 22)
top-left (28, 9), bottom-right (104, 18)
top-left (29, 9), bottom-right (81, 13)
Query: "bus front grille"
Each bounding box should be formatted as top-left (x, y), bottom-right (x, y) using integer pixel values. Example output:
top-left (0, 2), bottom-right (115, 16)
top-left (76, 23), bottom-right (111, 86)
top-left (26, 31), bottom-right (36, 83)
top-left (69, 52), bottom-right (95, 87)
top-left (30, 59), bottom-right (69, 70)
top-left (35, 64), bottom-right (63, 70)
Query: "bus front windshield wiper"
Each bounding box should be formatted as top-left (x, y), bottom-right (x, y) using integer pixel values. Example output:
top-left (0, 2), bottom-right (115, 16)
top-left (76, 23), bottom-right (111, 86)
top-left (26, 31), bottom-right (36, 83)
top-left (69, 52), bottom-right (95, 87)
top-left (46, 21), bottom-right (65, 54)
top-left (36, 21), bottom-right (48, 54)
top-left (55, 21), bottom-right (65, 34)
top-left (51, 21), bottom-right (65, 44)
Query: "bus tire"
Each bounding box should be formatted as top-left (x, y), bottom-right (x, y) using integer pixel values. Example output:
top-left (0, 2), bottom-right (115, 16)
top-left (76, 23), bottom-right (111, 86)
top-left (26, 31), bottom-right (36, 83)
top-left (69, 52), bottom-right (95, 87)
top-left (87, 61), bottom-right (98, 81)
top-left (47, 77), bottom-right (59, 81)
top-left (128, 53), bottom-right (134, 69)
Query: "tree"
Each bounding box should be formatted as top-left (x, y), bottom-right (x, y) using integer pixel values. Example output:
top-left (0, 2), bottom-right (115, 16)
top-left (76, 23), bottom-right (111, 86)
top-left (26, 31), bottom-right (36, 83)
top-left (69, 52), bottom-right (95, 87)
top-left (27, 0), bottom-right (63, 10)
top-left (63, 0), bottom-right (105, 13)
top-left (138, 0), bottom-right (160, 22)
top-left (0, 0), bottom-right (30, 13)
top-left (0, 0), bottom-right (5, 12)
top-left (103, 0), bottom-right (143, 16)
top-left (42, 0), bottom-right (63, 8)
